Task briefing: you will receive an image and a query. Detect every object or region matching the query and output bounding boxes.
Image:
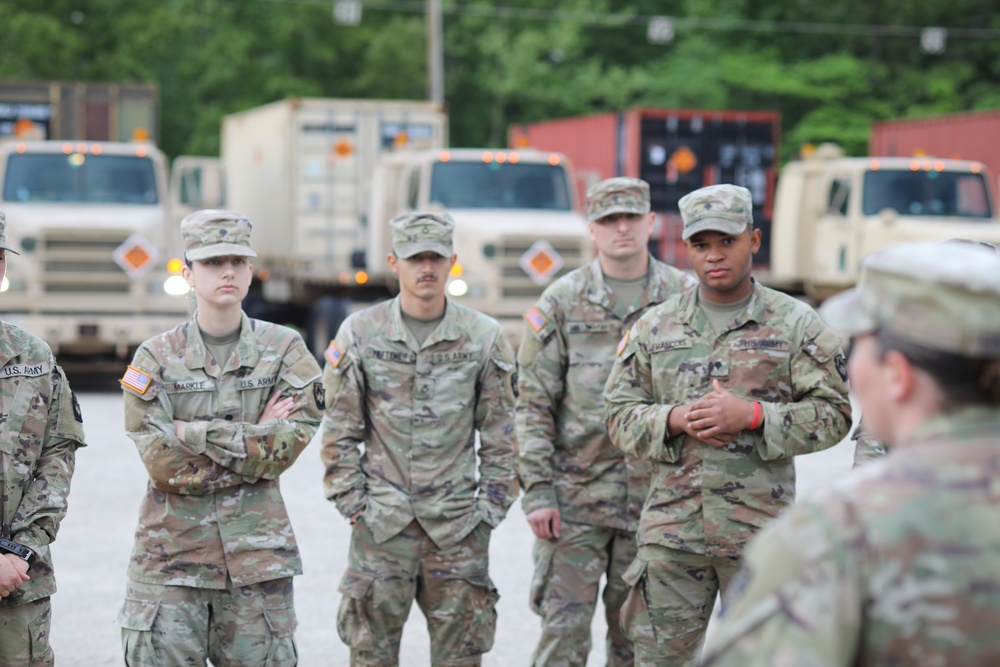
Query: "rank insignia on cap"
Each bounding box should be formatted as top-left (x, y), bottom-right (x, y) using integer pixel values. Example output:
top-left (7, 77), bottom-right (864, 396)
top-left (121, 365), bottom-right (152, 394)
top-left (616, 330), bottom-right (629, 357)
top-left (525, 306), bottom-right (547, 334)
top-left (325, 340), bottom-right (344, 368)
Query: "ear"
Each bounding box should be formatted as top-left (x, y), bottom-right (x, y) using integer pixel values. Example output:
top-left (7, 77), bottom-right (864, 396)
top-left (750, 227), bottom-right (762, 254)
top-left (587, 221), bottom-right (598, 244)
top-left (182, 264), bottom-right (194, 288)
top-left (448, 253), bottom-right (457, 271)
top-left (882, 348), bottom-right (916, 403)
top-left (386, 253), bottom-right (399, 277)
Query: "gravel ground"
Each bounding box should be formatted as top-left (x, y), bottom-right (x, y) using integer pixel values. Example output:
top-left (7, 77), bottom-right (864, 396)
top-left (47, 391), bottom-right (856, 666)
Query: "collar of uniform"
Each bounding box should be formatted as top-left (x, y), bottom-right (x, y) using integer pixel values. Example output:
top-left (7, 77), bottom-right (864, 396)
top-left (908, 405), bottom-right (1000, 446)
top-left (385, 297), bottom-right (463, 351)
top-left (646, 256), bottom-right (683, 309)
top-left (681, 278), bottom-right (763, 330)
top-left (585, 258), bottom-right (616, 312)
top-left (0, 321), bottom-right (30, 367)
top-left (588, 255), bottom-right (663, 316)
top-left (184, 312), bottom-right (259, 370)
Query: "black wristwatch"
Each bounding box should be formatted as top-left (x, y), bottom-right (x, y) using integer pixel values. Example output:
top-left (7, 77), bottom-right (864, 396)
top-left (0, 539), bottom-right (34, 565)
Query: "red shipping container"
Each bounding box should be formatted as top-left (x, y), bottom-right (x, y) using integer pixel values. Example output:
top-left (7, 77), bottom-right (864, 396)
top-left (510, 108), bottom-right (781, 266)
top-left (871, 110), bottom-right (1000, 207)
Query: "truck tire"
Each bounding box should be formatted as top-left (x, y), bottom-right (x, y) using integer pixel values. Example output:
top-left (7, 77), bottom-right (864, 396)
top-left (307, 296), bottom-right (349, 361)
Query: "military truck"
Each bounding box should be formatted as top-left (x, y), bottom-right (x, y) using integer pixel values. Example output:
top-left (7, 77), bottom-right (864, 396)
top-left (0, 81), bottom-right (213, 366)
top-left (218, 98), bottom-right (591, 351)
top-left (768, 143), bottom-right (1000, 300)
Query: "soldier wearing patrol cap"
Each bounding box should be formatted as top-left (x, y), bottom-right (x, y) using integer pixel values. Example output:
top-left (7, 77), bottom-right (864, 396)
top-left (604, 184), bottom-right (852, 665)
top-left (517, 177), bottom-right (696, 666)
top-left (701, 240), bottom-right (1000, 667)
top-left (117, 209), bottom-right (323, 666)
top-left (0, 211), bottom-right (86, 666)
top-left (322, 211), bottom-right (517, 666)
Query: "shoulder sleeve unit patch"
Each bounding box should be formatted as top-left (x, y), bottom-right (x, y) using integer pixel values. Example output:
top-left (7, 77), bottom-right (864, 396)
top-left (524, 306), bottom-right (547, 334)
top-left (616, 329), bottom-right (630, 356)
top-left (121, 365), bottom-right (152, 394)
top-left (325, 340), bottom-right (344, 368)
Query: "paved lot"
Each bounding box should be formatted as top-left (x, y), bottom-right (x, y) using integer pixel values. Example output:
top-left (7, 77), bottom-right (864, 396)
top-left (47, 391), bottom-right (856, 666)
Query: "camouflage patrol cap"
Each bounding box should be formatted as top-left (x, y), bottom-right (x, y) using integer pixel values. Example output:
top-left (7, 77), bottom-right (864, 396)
top-left (586, 177), bottom-right (651, 222)
top-left (390, 212), bottom-right (454, 259)
top-left (820, 241), bottom-right (1000, 357)
top-left (0, 211), bottom-right (20, 255)
top-left (181, 209), bottom-right (257, 261)
top-left (679, 184), bottom-right (753, 241)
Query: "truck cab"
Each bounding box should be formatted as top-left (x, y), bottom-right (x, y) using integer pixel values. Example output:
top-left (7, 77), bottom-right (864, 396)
top-left (770, 143), bottom-right (1000, 299)
top-left (368, 148), bottom-right (592, 339)
top-left (0, 138), bottom-right (197, 362)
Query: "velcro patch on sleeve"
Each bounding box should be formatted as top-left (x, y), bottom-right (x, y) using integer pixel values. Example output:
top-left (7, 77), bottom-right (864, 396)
top-left (325, 340), bottom-right (345, 368)
top-left (121, 365), bottom-right (152, 394)
top-left (524, 306), bottom-right (547, 334)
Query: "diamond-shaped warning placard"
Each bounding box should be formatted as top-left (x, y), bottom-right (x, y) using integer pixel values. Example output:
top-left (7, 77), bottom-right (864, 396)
top-left (113, 234), bottom-right (159, 279)
top-left (519, 239), bottom-right (564, 286)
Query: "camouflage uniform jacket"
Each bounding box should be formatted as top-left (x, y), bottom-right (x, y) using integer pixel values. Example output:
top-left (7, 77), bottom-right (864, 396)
top-left (321, 297), bottom-right (517, 550)
top-left (122, 314), bottom-right (323, 589)
top-left (517, 257), bottom-right (696, 530)
top-left (852, 418), bottom-right (886, 467)
top-left (0, 322), bottom-right (85, 608)
top-left (701, 407), bottom-right (1000, 667)
top-left (604, 281), bottom-right (851, 558)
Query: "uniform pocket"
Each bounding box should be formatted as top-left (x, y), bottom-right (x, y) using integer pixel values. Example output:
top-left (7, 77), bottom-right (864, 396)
top-left (117, 598), bottom-right (159, 667)
top-left (262, 605), bottom-right (299, 667)
top-left (336, 569), bottom-right (376, 651)
top-left (460, 574), bottom-right (500, 655)
top-left (619, 558), bottom-right (659, 645)
top-left (529, 538), bottom-right (556, 616)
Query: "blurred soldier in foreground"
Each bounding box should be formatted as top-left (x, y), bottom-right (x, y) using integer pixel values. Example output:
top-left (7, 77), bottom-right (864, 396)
top-left (701, 240), bottom-right (1000, 666)
top-left (517, 177), bottom-right (696, 666)
top-left (604, 184), bottom-right (851, 666)
top-left (117, 210), bottom-right (323, 665)
top-left (0, 211), bottom-right (85, 666)
top-left (322, 212), bottom-right (517, 666)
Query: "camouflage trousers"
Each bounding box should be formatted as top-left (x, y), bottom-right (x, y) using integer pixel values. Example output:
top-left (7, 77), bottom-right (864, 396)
top-left (0, 597), bottom-right (53, 666)
top-left (337, 518), bottom-right (498, 666)
top-left (620, 546), bottom-right (740, 667)
top-left (117, 577), bottom-right (297, 667)
top-left (529, 520), bottom-right (636, 667)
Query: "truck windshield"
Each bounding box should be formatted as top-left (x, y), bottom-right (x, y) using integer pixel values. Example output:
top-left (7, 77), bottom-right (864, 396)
top-left (429, 161), bottom-right (572, 210)
top-left (862, 169), bottom-right (991, 218)
top-left (3, 152), bottom-right (159, 204)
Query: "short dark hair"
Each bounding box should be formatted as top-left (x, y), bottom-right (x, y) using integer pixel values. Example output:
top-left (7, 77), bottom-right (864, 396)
top-left (875, 330), bottom-right (1000, 408)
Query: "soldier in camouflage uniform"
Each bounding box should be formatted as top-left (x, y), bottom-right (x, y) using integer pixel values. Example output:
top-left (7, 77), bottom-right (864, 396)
top-left (850, 237), bottom-right (998, 469)
top-left (603, 184), bottom-right (851, 666)
top-left (0, 211), bottom-right (85, 666)
top-left (322, 212), bottom-right (517, 666)
top-left (517, 177), bottom-right (696, 667)
top-left (701, 240), bottom-right (1000, 666)
top-left (117, 210), bottom-right (323, 666)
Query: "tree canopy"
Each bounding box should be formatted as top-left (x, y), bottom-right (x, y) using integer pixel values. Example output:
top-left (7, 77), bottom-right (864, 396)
top-left (3, 0), bottom-right (999, 161)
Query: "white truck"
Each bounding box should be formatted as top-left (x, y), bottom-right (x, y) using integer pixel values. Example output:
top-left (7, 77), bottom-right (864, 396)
top-left (218, 98), bottom-right (592, 351)
top-left (0, 81), bottom-right (215, 367)
top-left (768, 143), bottom-right (1000, 300)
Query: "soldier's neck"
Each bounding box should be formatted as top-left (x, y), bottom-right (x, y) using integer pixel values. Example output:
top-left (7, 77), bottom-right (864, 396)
top-left (599, 252), bottom-right (648, 280)
top-left (196, 303), bottom-right (243, 337)
top-left (399, 292), bottom-right (447, 320)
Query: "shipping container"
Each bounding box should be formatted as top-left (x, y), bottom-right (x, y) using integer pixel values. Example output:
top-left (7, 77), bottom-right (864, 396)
top-left (0, 80), bottom-right (158, 143)
top-left (871, 110), bottom-right (1000, 207)
top-left (510, 108), bottom-right (781, 266)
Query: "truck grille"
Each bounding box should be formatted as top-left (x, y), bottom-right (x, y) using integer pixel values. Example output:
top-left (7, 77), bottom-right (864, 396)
top-left (499, 237), bottom-right (586, 299)
top-left (41, 231), bottom-right (133, 294)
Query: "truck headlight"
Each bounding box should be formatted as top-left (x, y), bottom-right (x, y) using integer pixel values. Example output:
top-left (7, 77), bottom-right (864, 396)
top-left (164, 275), bottom-right (190, 296)
top-left (447, 279), bottom-right (469, 297)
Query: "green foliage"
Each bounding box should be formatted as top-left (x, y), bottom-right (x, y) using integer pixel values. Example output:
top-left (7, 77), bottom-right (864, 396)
top-left (2, 0), bottom-right (999, 161)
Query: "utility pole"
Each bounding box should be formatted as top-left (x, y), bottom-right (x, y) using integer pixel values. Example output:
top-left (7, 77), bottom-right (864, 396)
top-left (427, 0), bottom-right (444, 105)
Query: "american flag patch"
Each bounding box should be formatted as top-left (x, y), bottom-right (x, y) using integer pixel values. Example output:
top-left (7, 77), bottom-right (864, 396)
top-left (121, 365), bottom-right (152, 394)
top-left (616, 330), bottom-right (630, 357)
top-left (524, 306), bottom-right (547, 334)
top-left (325, 340), bottom-right (344, 368)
